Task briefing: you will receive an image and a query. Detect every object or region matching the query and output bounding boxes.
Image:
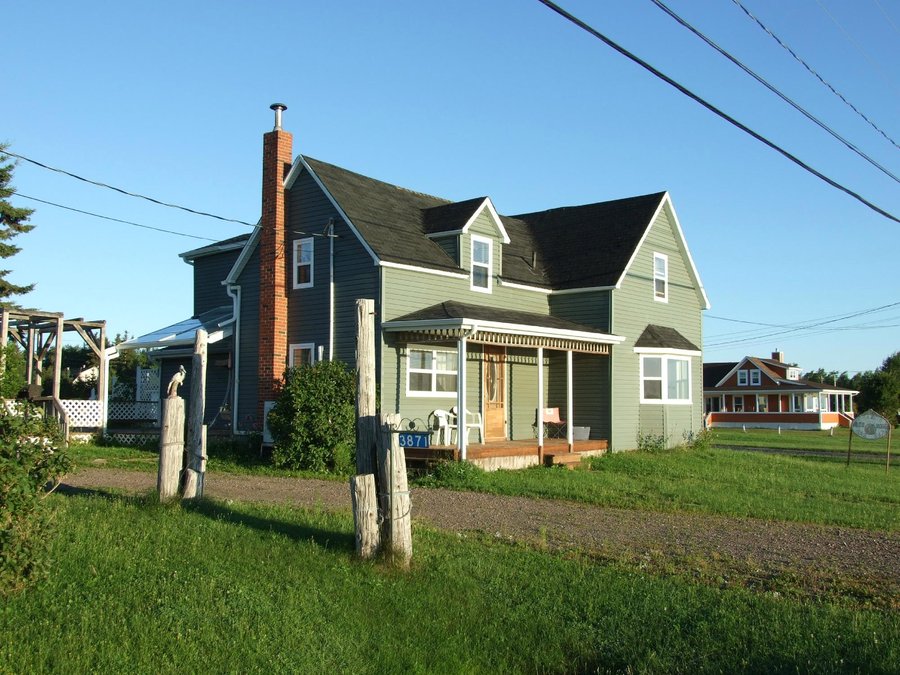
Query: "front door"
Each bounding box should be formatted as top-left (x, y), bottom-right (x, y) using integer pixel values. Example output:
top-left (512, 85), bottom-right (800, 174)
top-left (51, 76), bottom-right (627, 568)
top-left (483, 345), bottom-right (506, 441)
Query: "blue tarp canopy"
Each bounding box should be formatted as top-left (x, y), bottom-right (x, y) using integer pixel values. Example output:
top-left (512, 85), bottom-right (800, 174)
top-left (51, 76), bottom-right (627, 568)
top-left (119, 305), bottom-right (233, 350)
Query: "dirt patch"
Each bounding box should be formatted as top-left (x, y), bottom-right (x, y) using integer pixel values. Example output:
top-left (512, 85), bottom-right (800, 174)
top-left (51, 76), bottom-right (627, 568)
top-left (61, 468), bottom-right (899, 606)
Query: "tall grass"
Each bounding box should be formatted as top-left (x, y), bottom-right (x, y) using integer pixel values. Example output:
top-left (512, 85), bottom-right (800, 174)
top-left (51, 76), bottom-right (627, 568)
top-left (1, 494), bottom-right (896, 673)
top-left (417, 448), bottom-right (899, 531)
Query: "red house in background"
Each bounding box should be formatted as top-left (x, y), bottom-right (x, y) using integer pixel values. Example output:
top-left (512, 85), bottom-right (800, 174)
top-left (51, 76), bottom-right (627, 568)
top-left (703, 351), bottom-right (857, 430)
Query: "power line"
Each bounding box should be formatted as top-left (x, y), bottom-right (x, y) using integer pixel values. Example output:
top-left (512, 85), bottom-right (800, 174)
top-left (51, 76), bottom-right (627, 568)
top-left (872, 0), bottom-right (900, 38)
top-left (0, 148), bottom-right (256, 228)
top-left (534, 0), bottom-right (900, 224)
top-left (11, 191), bottom-right (218, 241)
top-left (649, 0), bottom-right (900, 184)
top-left (730, 0), bottom-right (900, 150)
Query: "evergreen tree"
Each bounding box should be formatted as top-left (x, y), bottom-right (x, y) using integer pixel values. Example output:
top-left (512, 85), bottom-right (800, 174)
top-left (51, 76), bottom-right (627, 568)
top-left (0, 145), bottom-right (35, 307)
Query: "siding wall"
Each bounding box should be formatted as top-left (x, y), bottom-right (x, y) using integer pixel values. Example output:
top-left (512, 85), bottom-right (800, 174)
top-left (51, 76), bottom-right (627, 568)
top-left (192, 250), bottom-right (241, 315)
top-left (236, 247), bottom-right (260, 431)
top-left (158, 347), bottom-right (232, 428)
top-left (610, 206), bottom-right (704, 450)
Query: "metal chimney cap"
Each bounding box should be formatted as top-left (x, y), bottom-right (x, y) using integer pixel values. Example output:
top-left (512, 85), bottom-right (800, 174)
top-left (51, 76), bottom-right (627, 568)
top-left (270, 103), bottom-right (288, 130)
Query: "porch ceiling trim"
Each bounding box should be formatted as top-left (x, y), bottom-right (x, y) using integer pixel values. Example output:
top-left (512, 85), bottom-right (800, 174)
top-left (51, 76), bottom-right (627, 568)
top-left (384, 318), bottom-right (622, 354)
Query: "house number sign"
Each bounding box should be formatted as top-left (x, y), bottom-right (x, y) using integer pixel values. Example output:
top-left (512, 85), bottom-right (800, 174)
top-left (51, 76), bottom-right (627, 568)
top-left (398, 432), bottom-right (431, 448)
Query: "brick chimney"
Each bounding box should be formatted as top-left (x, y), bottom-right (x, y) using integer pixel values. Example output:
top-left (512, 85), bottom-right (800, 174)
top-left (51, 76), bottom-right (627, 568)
top-left (257, 103), bottom-right (293, 423)
top-left (771, 350), bottom-right (785, 363)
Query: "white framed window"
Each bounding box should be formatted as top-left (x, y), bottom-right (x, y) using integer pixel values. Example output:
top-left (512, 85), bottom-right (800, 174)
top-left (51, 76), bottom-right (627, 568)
top-left (407, 349), bottom-right (457, 397)
top-left (653, 252), bottom-right (668, 302)
top-left (289, 342), bottom-right (315, 368)
top-left (750, 369), bottom-right (761, 386)
top-left (640, 355), bottom-right (691, 404)
top-left (804, 394), bottom-right (818, 412)
top-left (293, 237), bottom-right (314, 289)
top-left (790, 394), bottom-right (802, 412)
top-left (470, 235), bottom-right (492, 292)
top-left (757, 394), bottom-right (768, 413)
top-left (734, 395), bottom-right (744, 412)
top-left (737, 370), bottom-right (748, 386)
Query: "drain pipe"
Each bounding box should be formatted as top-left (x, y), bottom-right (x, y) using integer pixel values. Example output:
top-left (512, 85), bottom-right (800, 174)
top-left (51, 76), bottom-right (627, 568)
top-left (225, 283), bottom-right (242, 434)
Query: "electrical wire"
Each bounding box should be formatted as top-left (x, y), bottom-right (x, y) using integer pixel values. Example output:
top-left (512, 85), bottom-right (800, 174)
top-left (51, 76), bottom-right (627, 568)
top-left (730, 0), bottom-right (900, 150)
top-left (535, 0), bottom-right (900, 224)
top-left (11, 191), bottom-right (218, 241)
top-left (649, 0), bottom-right (900, 184)
top-left (0, 148), bottom-right (256, 228)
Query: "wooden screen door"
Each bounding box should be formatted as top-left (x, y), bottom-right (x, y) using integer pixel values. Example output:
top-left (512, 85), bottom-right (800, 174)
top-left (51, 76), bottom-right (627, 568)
top-left (483, 345), bottom-right (507, 441)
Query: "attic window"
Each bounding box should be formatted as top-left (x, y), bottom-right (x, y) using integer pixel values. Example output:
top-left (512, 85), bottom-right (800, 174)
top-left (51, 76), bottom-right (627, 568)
top-left (471, 236), bottom-right (492, 293)
top-left (653, 253), bottom-right (668, 302)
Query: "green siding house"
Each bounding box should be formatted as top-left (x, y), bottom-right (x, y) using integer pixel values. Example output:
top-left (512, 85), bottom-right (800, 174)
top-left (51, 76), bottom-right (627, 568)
top-left (125, 107), bottom-right (710, 460)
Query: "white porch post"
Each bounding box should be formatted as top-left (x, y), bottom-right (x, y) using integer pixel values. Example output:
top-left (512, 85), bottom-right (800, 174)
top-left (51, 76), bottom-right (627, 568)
top-left (566, 350), bottom-right (574, 452)
top-left (457, 336), bottom-right (468, 461)
top-left (537, 346), bottom-right (544, 455)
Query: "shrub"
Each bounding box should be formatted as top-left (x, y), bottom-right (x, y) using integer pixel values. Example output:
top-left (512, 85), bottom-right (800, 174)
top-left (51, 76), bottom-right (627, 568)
top-left (636, 431), bottom-right (668, 453)
top-left (682, 428), bottom-right (712, 451)
top-left (267, 361), bottom-right (355, 472)
top-left (418, 459), bottom-right (485, 486)
top-left (0, 402), bottom-right (70, 595)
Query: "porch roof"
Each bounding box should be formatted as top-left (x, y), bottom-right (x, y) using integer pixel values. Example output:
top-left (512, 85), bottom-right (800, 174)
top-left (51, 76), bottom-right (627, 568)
top-left (118, 305), bottom-right (233, 350)
top-left (382, 301), bottom-right (624, 354)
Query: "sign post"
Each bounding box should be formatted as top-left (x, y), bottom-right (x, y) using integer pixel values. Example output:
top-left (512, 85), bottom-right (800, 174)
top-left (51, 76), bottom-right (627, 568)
top-left (849, 409), bottom-right (892, 471)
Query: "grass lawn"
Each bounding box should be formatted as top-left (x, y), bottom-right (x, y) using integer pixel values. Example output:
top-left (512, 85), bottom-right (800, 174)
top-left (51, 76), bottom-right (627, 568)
top-left (1, 494), bottom-right (896, 673)
top-left (417, 448), bottom-right (898, 531)
top-left (710, 426), bottom-right (894, 455)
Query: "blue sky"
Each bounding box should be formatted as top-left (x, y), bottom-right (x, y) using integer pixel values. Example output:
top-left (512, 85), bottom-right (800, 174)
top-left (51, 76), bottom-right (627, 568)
top-left (4, 0), bottom-right (898, 374)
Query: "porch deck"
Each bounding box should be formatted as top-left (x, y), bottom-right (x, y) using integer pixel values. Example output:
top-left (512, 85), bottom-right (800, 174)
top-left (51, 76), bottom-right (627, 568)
top-left (405, 438), bottom-right (609, 471)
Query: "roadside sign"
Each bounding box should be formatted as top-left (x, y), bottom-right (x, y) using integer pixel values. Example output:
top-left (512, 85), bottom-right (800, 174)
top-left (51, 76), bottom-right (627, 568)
top-left (852, 409), bottom-right (891, 440)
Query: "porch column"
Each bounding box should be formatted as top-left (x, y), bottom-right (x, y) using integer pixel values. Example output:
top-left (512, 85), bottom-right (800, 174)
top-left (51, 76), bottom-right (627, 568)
top-left (566, 350), bottom-right (573, 452)
top-left (537, 346), bottom-right (544, 460)
top-left (457, 336), bottom-right (468, 461)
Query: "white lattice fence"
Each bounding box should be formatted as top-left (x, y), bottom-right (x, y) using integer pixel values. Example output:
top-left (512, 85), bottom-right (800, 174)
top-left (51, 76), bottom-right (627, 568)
top-left (108, 401), bottom-right (160, 422)
top-left (59, 400), bottom-right (103, 428)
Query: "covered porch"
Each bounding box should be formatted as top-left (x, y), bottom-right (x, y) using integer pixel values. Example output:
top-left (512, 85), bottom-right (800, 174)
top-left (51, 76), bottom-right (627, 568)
top-left (383, 301), bottom-right (624, 466)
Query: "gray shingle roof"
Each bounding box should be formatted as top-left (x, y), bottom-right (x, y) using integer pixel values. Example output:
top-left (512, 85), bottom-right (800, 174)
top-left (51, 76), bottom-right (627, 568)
top-left (635, 324), bottom-right (700, 352)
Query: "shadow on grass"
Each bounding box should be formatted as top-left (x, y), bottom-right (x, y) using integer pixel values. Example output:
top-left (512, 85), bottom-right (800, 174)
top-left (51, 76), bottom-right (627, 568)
top-left (184, 498), bottom-right (356, 553)
top-left (54, 482), bottom-right (354, 553)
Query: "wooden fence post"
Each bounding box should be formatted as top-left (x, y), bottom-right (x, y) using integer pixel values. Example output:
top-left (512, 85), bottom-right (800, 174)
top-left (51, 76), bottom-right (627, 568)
top-left (355, 299), bottom-right (377, 476)
top-left (377, 412), bottom-right (412, 568)
top-left (158, 397), bottom-right (185, 502)
top-left (183, 329), bottom-right (208, 499)
top-left (350, 473), bottom-right (380, 558)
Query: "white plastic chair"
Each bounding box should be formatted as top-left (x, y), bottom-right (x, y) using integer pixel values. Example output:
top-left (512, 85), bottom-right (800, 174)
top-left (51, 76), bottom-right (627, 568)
top-left (429, 409), bottom-right (452, 445)
top-left (450, 406), bottom-right (484, 443)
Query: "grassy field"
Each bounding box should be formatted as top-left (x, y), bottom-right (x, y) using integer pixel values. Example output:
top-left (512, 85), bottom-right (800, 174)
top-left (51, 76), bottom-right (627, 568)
top-left (1, 493), bottom-right (896, 673)
top-left (73, 443), bottom-right (898, 531)
top-left (710, 426), bottom-right (895, 455)
top-left (418, 448), bottom-right (898, 531)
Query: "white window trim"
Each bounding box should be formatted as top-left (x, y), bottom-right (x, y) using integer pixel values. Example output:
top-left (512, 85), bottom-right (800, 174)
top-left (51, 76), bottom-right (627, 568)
top-left (288, 342), bottom-right (316, 368)
top-left (653, 252), bottom-right (668, 303)
top-left (293, 237), bottom-right (314, 289)
top-left (737, 370), bottom-right (748, 386)
top-left (639, 354), bottom-right (692, 405)
top-left (470, 235), bottom-right (493, 293)
top-left (406, 348), bottom-right (458, 398)
top-left (750, 369), bottom-right (761, 386)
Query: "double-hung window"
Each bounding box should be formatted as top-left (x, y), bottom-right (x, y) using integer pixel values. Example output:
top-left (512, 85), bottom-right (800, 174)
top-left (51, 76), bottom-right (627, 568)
top-left (408, 349), bottom-right (457, 396)
top-left (293, 237), bottom-right (313, 289)
top-left (653, 252), bottom-right (668, 302)
top-left (737, 370), bottom-right (748, 386)
top-left (750, 369), bottom-right (761, 386)
top-left (471, 236), bottom-right (492, 292)
top-left (640, 355), bottom-right (691, 403)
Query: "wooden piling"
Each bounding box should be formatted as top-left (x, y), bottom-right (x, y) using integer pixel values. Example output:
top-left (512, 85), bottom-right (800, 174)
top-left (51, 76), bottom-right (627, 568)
top-left (377, 412), bottom-right (412, 568)
top-left (350, 473), bottom-right (380, 559)
top-left (158, 397), bottom-right (185, 501)
top-left (355, 299), bottom-right (377, 476)
top-left (183, 330), bottom-right (208, 499)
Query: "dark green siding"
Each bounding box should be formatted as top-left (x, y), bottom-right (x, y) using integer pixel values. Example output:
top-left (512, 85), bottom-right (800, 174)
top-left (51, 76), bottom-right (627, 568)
top-left (192, 250), bottom-right (240, 315)
top-left (236, 246), bottom-right (260, 431)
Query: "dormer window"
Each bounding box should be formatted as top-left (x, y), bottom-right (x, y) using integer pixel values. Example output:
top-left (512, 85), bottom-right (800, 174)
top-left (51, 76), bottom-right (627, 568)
top-left (293, 237), bottom-right (313, 289)
top-left (653, 253), bottom-right (668, 302)
top-left (737, 370), bottom-right (748, 386)
top-left (750, 369), bottom-right (761, 386)
top-left (471, 235), bottom-right (492, 293)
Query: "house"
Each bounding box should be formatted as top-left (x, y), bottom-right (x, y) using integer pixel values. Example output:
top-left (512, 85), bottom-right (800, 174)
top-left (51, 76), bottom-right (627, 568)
top-left (121, 104), bottom-right (710, 463)
top-left (703, 351), bottom-right (857, 430)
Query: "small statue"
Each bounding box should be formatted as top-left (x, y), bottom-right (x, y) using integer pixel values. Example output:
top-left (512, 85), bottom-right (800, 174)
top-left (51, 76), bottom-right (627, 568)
top-left (167, 365), bottom-right (186, 398)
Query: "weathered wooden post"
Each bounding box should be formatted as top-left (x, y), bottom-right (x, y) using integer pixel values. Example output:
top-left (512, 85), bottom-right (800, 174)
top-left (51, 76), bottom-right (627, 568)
top-left (351, 299), bottom-right (381, 558)
top-left (377, 412), bottom-right (412, 568)
top-left (356, 299), bottom-right (377, 476)
top-left (158, 397), bottom-right (185, 502)
top-left (182, 329), bottom-right (208, 499)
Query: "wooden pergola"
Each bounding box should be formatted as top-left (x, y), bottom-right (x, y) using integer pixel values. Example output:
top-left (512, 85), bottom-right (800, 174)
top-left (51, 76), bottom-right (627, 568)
top-left (1, 308), bottom-right (107, 435)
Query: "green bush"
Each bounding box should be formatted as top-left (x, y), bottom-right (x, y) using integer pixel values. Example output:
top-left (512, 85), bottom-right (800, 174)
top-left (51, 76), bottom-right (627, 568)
top-left (0, 402), bottom-right (71, 595)
top-left (418, 459), bottom-right (485, 486)
top-left (636, 431), bottom-right (668, 452)
top-left (267, 361), bottom-right (355, 473)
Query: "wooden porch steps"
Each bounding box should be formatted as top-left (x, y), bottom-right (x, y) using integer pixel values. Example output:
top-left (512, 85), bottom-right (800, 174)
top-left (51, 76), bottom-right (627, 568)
top-left (543, 452), bottom-right (586, 469)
